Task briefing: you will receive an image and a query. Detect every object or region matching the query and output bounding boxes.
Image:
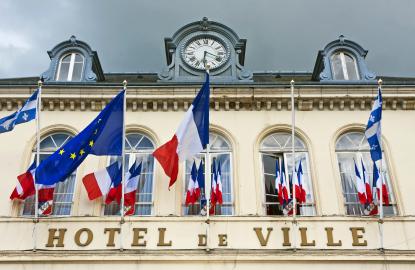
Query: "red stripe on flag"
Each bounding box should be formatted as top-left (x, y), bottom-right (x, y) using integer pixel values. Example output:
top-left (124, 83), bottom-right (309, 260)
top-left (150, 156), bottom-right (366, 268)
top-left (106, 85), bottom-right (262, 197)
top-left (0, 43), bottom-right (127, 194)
top-left (153, 135), bottom-right (179, 188)
top-left (82, 173), bottom-right (103, 200)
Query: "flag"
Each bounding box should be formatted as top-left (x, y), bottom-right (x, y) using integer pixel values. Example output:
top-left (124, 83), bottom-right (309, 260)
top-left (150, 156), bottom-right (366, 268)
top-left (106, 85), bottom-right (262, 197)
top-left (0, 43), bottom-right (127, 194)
top-left (292, 163), bottom-right (301, 203)
top-left (373, 162), bottom-right (389, 206)
top-left (196, 160), bottom-right (205, 190)
top-left (297, 161), bottom-right (306, 203)
top-left (153, 74), bottom-right (210, 188)
top-left (210, 159), bottom-right (217, 206)
top-left (193, 163), bottom-right (201, 203)
top-left (124, 161), bottom-right (142, 216)
top-left (35, 90), bottom-right (125, 186)
top-left (185, 161), bottom-right (198, 205)
top-left (82, 162), bottom-right (122, 200)
top-left (0, 90), bottom-right (38, 134)
top-left (354, 159), bottom-right (367, 205)
top-left (275, 159), bottom-right (283, 205)
top-left (365, 87), bottom-right (382, 162)
top-left (216, 160), bottom-right (223, 205)
top-left (10, 161), bottom-right (55, 216)
top-left (281, 161), bottom-right (290, 204)
top-left (361, 159), bottom-right (373, 203)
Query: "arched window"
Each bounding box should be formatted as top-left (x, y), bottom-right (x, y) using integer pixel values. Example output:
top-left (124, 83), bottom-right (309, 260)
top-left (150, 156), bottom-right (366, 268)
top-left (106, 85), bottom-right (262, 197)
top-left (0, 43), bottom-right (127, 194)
top-left (260, 132), bottom-right (315, 216)
top-left (22, 132), bottom-right (76, 216)
top-left (104, 132), bottom-right (155, 216)
top-left (335, 131), bottom-right (397, 216)
top-left (330, 51), bottom-right (359, 80)
top-left (56, 52), bottom-right (84, 82)
top-left (183, 132), bottom-right (233, 216)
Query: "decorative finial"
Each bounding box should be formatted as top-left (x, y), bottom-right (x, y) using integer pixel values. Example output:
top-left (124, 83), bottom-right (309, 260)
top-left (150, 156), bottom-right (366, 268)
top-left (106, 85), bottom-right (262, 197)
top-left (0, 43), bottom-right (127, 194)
top-left (339, 35), bottom-right (345, 43)
top-left (290, 79), bottom-right (295, 86)
top-left (200, 17), bottom-right (210, 30)
top-left (69, 35), bottom-right (77, 44)
top-left (378, 78), bottom-right (382, 86)
top-left (205, 64), bottom-right (210, 74)
top-left (37, 80), bottom-right (43, 88)
top-left (122, 80), bottom-right (128, 90)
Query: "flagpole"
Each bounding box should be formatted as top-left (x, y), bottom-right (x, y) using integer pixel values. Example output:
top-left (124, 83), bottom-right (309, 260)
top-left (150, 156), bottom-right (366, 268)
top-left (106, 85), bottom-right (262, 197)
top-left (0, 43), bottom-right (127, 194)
top-left (377, 78), bottom-right (384, 251)
top-left (120, 80), bottom-right (127, 251)
top-left (33, 79), bottom-right (42, 252)
top-left (204, 65), bottom-right (211, 251)
top-left (290, 79), bottom-right (297, 250)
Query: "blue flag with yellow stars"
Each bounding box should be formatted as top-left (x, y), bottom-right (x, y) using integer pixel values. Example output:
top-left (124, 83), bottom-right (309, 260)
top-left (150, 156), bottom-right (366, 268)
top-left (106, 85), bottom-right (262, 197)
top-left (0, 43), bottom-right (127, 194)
top-left (35, 90), bottom-right (125, 185)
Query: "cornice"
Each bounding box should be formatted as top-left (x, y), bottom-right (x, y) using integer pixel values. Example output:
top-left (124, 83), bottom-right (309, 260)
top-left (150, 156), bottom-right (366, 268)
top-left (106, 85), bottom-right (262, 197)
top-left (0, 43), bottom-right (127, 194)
top-left (1, 86), bottom-right (415, 112)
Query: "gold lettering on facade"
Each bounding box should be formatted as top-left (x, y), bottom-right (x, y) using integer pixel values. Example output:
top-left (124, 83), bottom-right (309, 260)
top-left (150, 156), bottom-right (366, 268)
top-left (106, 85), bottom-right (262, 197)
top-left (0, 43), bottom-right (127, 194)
top-left (198, 234), bottom-right (207, 246)
top-left (299, 227), bottom-right (316, 246)
top-left (325, 227), bottom-right (342, 246)
top-left (350, 227), bottom-right (367, 246)
top-left (281, 227), bottom-right (291, 247)
top-left (45, 228), bottom-right (67, 248)
top-left (74, 228), bottom-right (93, 247)
top-left (157, 228), bottom-right (172, 246)
top-left (104, 228), bottom-right (120, 247)
top-left (218, 234), bottom-right (228, 246)
top-left (132, 228), bottom-right (148, 247)
top-left (253, 227), bottom-right (273, 246)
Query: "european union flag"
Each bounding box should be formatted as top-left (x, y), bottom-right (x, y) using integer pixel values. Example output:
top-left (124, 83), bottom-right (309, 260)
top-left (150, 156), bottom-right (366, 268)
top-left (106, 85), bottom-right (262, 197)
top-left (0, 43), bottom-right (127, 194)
top-left (35, 90), bottom-right (125, 185)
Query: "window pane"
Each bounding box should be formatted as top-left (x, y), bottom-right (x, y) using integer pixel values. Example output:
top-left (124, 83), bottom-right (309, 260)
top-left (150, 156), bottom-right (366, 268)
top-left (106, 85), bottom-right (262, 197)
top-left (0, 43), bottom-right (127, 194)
top-left (57, 62), bottom-right (70, 81)
top-left (331, 53), bottom-right (345, 80)
top-left (71, 62), bottom-right (83, 81)
top-left (344, 53), bottom-right (359, 80)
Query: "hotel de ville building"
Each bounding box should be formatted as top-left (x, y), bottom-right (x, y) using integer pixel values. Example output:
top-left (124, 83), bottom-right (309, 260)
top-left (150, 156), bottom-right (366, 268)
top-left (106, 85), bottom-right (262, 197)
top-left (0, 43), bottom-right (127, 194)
top-left (0, 17), bottom-right (414, 270)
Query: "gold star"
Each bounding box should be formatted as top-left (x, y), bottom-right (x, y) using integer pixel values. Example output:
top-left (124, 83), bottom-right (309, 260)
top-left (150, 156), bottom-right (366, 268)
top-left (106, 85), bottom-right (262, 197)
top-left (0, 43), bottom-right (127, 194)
top-left (79, 149), bottom-right (85, 156)
top-left (89, 140), bottom-right (94, 147)
top-left (59, 149), bottom-right (65, 155)
top-left (70, 153), bottom-right (76, 160)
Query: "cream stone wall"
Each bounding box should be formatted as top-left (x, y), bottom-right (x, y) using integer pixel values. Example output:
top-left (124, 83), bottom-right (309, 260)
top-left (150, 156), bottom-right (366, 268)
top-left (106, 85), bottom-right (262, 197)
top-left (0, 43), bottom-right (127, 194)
top-left (0, 85), bottom-right (414, 268)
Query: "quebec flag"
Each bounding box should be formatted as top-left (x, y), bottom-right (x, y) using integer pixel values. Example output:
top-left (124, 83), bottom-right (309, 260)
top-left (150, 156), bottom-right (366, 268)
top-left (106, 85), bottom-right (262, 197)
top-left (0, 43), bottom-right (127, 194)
top-left (153, 73), bottom-right (210, 188)
top-left (0, 90), bottom-right (38, 134)
top-left (365, 87), bottom-right (382, 162)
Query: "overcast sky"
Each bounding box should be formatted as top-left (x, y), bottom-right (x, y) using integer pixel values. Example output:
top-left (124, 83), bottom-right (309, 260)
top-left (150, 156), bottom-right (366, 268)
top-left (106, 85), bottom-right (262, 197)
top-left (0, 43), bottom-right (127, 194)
top-left (0, 0), bottom-right (414, 79)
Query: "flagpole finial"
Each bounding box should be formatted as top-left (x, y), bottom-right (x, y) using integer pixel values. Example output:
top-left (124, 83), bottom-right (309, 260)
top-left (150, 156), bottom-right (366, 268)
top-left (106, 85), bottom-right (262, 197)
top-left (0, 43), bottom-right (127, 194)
top-left (37, 80), bottom-right (43, 88)
top-left (205, 64), bottom-right (210, 74)
top-left (378, 78), bottom-right (383, 86)
top-left (290, 79), bottom-right (295, 86)
top-left (122, 80), bottom-right (128, 90)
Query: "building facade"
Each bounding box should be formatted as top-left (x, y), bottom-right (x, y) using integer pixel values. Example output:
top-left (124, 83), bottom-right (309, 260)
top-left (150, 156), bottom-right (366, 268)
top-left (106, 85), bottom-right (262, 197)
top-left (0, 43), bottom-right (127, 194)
top-left (0, 18), bottom-right (414, 269)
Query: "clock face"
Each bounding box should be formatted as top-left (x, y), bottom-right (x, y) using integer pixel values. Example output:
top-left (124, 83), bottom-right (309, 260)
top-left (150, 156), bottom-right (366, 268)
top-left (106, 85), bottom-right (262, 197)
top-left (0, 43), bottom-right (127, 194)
top-left (182, 37), bottom-right (229, 70)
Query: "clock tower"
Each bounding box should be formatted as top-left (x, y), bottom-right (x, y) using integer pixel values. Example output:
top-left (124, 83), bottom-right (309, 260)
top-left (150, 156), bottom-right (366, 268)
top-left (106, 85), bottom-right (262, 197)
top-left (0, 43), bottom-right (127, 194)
top-left (158, 17), bottom-right (253, 82)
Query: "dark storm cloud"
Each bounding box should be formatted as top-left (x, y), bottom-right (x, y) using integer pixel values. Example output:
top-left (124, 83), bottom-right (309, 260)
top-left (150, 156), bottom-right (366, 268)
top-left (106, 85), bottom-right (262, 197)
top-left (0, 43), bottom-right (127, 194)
top-left (0, 0), bottom-right (414, 78)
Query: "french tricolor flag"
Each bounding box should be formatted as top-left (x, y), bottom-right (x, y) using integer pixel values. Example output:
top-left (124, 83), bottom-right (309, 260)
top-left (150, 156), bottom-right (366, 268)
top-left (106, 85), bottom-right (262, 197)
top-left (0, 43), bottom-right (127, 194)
top-left (373, 162), bottom-right (389, 206)
top-left (354, 159), bottom-right (368, 205)
top-left (275, 159), bottom-right (283, 205)
top-left (10, 162), bottom-right (55, 216)
top-left (216, 160), bottom-right (223, 205)
top-left (124, 161), bottom-right (142, 216)
top-left (185, 161), bottom-right (198, 205)
top-left (153, 73), bottom-right (210, 188)
top-left (361, 159), bottom-right (373, 203)
top-left (296, 161), bottom-right (306, 203)
top-left (281, 162), bottom-right (290, 203)
top-left (82, 162), bottom-right (121, 201)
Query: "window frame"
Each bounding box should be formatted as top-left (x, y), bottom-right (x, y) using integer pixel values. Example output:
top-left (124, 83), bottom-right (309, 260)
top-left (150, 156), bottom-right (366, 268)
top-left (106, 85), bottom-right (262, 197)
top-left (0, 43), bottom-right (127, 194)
top-left (182, 132), bottom-right (234, 216)
top-left (103, 132), bottom-right (156, 216)
top-left (330, 51), bottom-right (360, 81)
top-left (56, 52), bottom-right (85, 82)
top-left (259, 132), bottom-right (316, 216)
top-left (335, 131), bottom-right (398, 216)
top-left (21, 132), bottom-right (77, 217)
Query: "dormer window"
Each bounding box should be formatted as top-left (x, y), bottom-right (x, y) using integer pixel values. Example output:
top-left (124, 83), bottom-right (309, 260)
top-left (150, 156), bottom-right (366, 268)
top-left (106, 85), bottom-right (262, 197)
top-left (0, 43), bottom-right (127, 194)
top-left (330, 52), bottom-right (359, 80)
top-left (56, 52), bottom-right (84, 81)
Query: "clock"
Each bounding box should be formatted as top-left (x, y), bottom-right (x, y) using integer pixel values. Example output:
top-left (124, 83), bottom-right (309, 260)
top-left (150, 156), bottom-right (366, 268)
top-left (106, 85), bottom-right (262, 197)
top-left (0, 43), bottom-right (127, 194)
top-left (181, 37), bottom-right (230, 70)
